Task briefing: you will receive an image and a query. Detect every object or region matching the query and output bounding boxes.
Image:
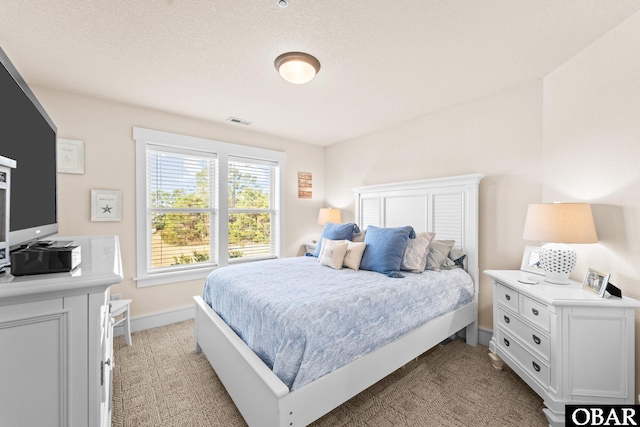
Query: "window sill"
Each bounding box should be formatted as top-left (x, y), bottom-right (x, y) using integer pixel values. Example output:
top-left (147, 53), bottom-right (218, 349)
top-left (134, 266), bottom-right (216, 288)
top-left (134, 256), bottom-right (280, 288)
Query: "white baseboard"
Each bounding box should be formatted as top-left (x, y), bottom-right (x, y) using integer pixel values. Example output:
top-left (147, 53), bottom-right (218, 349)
top-left (113, 305), bottom-right (194, 337)
top-left (478, 326), bottom-right (492, 347)
top-left (456, 326), bottom-right (492, 347)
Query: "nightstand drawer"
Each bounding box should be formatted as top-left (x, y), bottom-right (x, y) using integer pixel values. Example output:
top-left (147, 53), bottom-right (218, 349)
top-left (521, 296), bottom-right (549, 332)
top-left (497, 283), bottom-right (519, 312)
top-left (497, 306), bottom-right (550, 360)
top-left (497, 328), bottom-right (550, 389)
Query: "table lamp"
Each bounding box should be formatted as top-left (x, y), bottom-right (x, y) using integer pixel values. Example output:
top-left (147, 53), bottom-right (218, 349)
top-left (522, 203), bottom-right (598, 284)
top-left (318, 207), bottom-right (341, 226)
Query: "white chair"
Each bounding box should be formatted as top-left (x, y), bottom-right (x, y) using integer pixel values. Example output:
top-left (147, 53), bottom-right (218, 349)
top-left (110, 299), bottom-right (132, 346)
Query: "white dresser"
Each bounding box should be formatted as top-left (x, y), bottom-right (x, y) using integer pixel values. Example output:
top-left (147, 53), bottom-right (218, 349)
top-left (485, 270), bottom-right (640, 426)
top-left (0, 235), bottom-right (122, 427)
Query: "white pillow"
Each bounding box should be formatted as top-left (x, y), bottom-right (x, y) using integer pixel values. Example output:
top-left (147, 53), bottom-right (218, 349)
top-left (342, 241), bottom-right (367, 271)
top-left (318, 238), bottom-right (349, 270)
top-left (400, 231), bottom-right (436, 273)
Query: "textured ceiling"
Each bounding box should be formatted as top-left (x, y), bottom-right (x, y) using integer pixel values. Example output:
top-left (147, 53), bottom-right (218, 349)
top-left (2, 1), bottom-right (640, 146)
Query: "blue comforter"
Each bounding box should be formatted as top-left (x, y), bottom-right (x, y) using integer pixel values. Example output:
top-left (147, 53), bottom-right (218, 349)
top-left (202, 256), bottom-right (474, 390)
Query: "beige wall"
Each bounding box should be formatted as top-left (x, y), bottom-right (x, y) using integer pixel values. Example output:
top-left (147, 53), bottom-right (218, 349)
top-left (325, 10), bottom-right (640, 396)
top-left (33, 88), bottom-right (325, 318)
top-left (542, 11), bottom-right (640, 394)
top-left (324, 80), bottom-right (545, 329)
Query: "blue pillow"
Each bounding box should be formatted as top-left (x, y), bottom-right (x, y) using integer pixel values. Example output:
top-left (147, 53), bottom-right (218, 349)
top-left (313, 223), bottom-right (358, 257)
top-left (359, 225), bottom-right (415, 276)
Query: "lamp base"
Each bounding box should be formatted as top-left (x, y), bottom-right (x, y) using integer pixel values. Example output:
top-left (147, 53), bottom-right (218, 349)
top-left (543, 270), bottom-right (571, 285)
top-left (539, 243), bottom-right (576, 285)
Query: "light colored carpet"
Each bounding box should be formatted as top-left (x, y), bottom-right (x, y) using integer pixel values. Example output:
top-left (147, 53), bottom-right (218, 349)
top-left (111, 320), bottom-right (547, 426)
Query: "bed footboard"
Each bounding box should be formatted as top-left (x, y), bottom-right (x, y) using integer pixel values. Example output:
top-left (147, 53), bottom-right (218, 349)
top-left (195, 295), bottom-right (476, 427)
top-left (194, 296), bottom-right (289, 426)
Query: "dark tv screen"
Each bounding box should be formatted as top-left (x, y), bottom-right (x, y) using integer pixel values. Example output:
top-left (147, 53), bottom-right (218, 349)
top-left (0, 47), bottom-right (57, 249)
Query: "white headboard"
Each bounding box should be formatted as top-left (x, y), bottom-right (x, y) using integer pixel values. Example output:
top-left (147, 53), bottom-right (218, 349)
top-left (352, 174), bottom-right (484, 288)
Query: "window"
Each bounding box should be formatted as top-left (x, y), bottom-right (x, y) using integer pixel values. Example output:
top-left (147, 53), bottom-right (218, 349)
top-left (134, 127), bottom-right (286, 287)
top-left (228, 157), bottom-right (278, 260)
top-left (147, 145), bottom-right (216, 271)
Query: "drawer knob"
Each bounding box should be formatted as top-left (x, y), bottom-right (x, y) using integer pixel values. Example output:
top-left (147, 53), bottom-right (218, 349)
top-left (533, 335), bottom-right (541, 345)
top-left (505, 294), bottom-right (511, 301)
top-left (504, 315), bottom-right (510, 324)
top-left (532, 361), bottom-right (541, 372)
top-left (503, 338), bottom-right (510, 347)
top-left (532, 308), bottom-right (539, 316)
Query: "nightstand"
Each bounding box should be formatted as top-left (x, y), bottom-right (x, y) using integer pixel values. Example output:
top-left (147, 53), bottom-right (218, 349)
top-left (485, 270), bottom-right (640, 427)
top-left (304, 241), bottom-right (317, 255)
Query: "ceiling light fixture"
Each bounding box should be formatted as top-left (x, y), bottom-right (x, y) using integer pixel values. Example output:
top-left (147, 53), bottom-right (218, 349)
top-left (274, 52), bottom-right (321, 84)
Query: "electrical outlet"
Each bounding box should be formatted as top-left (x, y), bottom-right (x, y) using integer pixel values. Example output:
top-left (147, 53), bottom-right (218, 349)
top-left (112, 294), bottom-right (122, 301)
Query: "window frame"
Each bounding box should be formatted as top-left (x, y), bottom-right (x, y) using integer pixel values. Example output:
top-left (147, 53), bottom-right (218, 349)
top-left (146, 143), bottom-right (218, 273)
top-left (133, 127), bottom-right (286, 287)
top-left (227, 156), bottom-right (279, 263)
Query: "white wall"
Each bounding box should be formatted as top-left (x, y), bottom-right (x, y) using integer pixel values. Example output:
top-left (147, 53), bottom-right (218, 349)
top-left (325, 80), bottom-right (545, 329)
top-left (34, 87), bottom-right (325, 318)
top-left (542, 10), bottom-right (640, 394)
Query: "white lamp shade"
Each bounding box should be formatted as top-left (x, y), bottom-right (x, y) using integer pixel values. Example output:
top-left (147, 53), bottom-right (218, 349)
top-left (523, 203), bottom-right (598, 284)
top-left (522, 203), bottom-right (598, 243)
top-left (318, 208), bottom-right (341, 226)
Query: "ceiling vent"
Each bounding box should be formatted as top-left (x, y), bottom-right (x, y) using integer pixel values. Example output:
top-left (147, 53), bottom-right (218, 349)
top-left (226, 116), bottom-right (252, 126)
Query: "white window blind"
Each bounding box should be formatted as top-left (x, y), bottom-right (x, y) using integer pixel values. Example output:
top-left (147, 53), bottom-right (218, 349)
top-left (228, 156), bottom-right (278, 261)
top-left (146, 145), bottom-right (217, 272)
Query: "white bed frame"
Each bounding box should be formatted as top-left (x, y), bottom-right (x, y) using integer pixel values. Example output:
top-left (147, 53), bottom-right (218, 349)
top-left (193, 173), bottom-right (484, 427)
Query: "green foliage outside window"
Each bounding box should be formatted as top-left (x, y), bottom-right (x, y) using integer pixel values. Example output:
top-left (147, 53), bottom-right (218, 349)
top-left (151, 165), bottom-right (271, 266)
top-left (227, 165), bottom-right (272, 258)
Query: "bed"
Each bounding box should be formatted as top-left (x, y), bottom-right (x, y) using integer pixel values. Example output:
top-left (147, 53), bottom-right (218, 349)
top-left (193, 173), bottom-right (483, 427)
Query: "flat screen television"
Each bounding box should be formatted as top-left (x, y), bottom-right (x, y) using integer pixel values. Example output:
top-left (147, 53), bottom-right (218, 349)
top-left (0, 46), bottom-right (58, 251)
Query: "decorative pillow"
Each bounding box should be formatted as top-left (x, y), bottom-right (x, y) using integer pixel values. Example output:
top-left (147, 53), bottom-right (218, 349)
top-left (343, 241), bottom-right (367, 270)
top-left (313, 223), bottom-right (358, 257)
top-left (425, 240), bottom-right (455, 271)
top-left (447, 248), bottom-right (466, 269)
top-left (351, 230), bottom-right (365, 242)
top-left (448, 247), bottom-right (465, 262)
top-left (453, 254), bottom-right (467, 268)
top-left (359, 225), bottom-right (415, 276)
top-left (400, 231), bottom-right (436, 273)
top-left (318, 238), bottom-right (349, 270)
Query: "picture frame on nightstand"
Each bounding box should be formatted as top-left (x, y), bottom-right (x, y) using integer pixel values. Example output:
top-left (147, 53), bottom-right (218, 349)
top-left (520, 245), bottom-right (544, 275)
top-left (582, 267), bottom-right (610, 298)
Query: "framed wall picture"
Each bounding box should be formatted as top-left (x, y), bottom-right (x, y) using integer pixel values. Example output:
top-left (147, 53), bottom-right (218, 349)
top-left (520, 245), bottom-right (544, 275)
top-left (582, 268), bottom-right (610, 298)
top-left (91, 189), bottom-right (122, 222)
top-left (57, 138), bottom-right (85, 174)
